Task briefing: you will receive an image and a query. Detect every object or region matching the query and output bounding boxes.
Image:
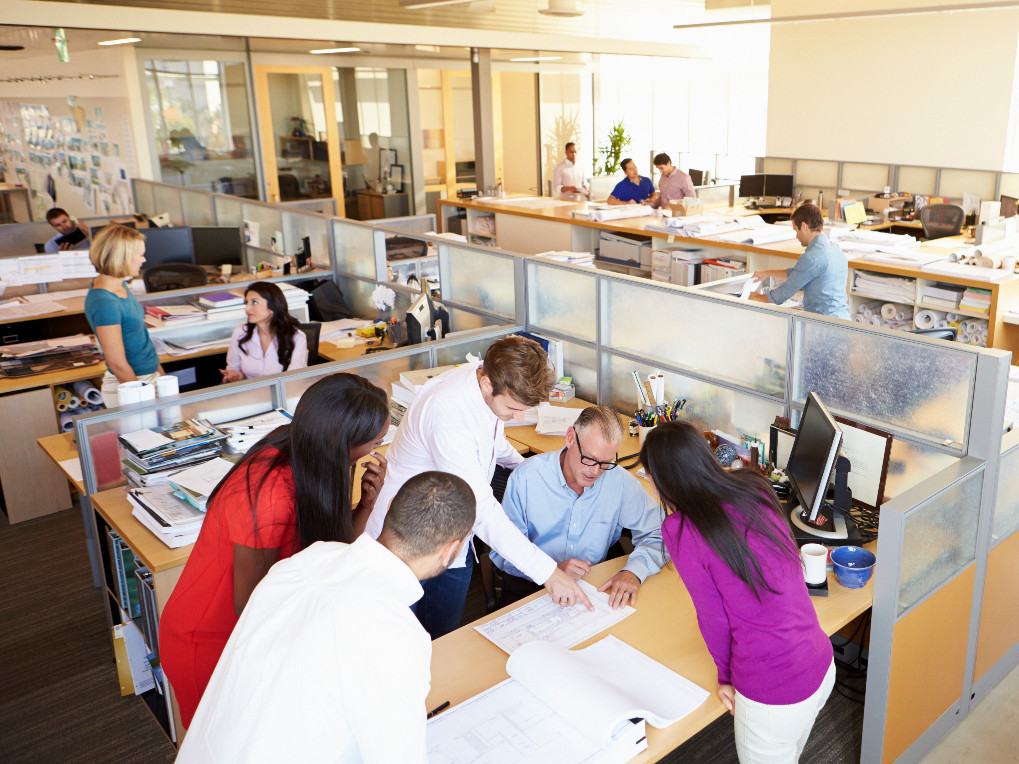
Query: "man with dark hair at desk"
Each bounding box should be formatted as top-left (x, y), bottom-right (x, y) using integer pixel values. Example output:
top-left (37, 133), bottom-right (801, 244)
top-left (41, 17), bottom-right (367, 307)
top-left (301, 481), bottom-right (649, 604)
top-left (750, 201), bottom-right (851, 319)
top-left (553, 142), bottom-right (590, 201)
top-left (177, 471), bottom-right (476, 763)
top-left (492, 405), bottom-right (667, 609)
top-left (650, 153), bottom-right (696, 211)
top-left (607, 158), bottom-right (658, 206)
top-left (44, 207), bottom-right (91, 252)
top-left (365, 335), bottom-right (593, 640)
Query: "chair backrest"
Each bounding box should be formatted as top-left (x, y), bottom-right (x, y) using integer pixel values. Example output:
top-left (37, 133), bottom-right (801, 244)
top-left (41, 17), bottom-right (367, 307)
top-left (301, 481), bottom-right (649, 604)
top-left (277, 173), bottom-right (302, 199)
top-left (919, 203), bottom-right (964, 239)
top-left (141, 263), bottom-right (208, 293)
top-left (298, 321), bottom-right (321, 363)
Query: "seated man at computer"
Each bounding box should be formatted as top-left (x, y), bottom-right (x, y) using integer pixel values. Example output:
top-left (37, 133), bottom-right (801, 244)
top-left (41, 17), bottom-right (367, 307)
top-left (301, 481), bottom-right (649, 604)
top-left (607, 158), bottom-right (658, 206)
top-left (650, 153), bottom-right (696, 211)
top-left (43, 207), bottom-right (91, 252)
top-left (492, 405), bottom-right (667, 609)
top-left (750, 202), bottom-right (851, 319)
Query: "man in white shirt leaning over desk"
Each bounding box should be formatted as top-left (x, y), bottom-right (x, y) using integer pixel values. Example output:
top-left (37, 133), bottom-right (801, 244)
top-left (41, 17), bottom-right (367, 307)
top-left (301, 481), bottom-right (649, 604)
top-left (178, 471), bottom-right (476, 764)
top-left (492, 405), bottom-right (668, 609)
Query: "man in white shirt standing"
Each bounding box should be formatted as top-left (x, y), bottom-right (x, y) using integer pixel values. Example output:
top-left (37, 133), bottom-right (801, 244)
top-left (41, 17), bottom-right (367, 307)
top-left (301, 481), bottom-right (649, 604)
top-left (178, 471), bottom-right (476, 763)
top-left (552, 142), bottom-right (590, 201)
top-left (366, 335), bottom-right (593, 639)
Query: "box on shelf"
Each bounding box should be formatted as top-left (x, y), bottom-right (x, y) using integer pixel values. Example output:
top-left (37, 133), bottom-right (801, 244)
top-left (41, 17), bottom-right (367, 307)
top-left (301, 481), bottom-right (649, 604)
top-left (598, 231), bottom-right (652, 270)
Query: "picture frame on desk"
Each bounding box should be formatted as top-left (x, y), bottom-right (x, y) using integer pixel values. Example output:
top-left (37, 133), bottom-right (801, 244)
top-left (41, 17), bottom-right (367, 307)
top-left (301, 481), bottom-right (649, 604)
top-left (389, 164), bottom-right (404, 193)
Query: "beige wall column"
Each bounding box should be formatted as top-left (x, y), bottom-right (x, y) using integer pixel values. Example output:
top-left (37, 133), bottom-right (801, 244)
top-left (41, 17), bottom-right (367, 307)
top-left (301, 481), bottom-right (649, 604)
top-left (471, 47), bottom-right (496, 191)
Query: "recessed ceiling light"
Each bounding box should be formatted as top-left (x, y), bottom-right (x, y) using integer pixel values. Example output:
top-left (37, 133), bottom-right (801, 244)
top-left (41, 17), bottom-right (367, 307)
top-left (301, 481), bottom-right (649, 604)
top-left (98, 38), bottom-right (142, 46)
top-left (309, 47), bottom-right (360, 54)
top-left (509, 56), bottom-right (564, 62)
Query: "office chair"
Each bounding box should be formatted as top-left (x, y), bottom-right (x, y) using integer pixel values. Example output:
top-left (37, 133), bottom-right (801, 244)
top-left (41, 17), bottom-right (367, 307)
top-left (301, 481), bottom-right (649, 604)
top-left (298, 321), bottom-right (321, 364)
top-left (34, 243), bottom-right (46, 253)
top-left (142, 263), bottom-right (208, 293)
top-left (919, 203), bottom-right (964, 240)
top-left (909, 326), bottom-right (958, 341)
top-left (277, 173), bottom-right (309, 200)
top-left (385, 236), bottom-right (428, 261)
top-left (476, 465), bottom-right (514, 612)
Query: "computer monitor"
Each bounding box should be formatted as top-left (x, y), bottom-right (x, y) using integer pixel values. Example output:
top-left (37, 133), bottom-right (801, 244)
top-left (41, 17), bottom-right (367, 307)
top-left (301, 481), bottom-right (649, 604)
top-left (405, 292), bottom-right (436, 345)
top-left (688, 169), bottom-right (705, 186)
top-left (787, 392), bottom-right (848, 540)
top-left (139, 227), bottom-right (195, 267)
top-left (765, 174), bottom-right (794, 198)
top-left (1000, 195), bottom-right (1018, 219)
top-left (191, 226), bottom-right (244, 268)
top-left (739, 174), bottom-right (765, 198)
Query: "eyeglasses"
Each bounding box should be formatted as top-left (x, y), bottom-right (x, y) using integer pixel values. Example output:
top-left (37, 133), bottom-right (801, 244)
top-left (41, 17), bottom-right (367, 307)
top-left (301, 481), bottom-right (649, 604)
top-left (575, 433), bottom-right (618, 470)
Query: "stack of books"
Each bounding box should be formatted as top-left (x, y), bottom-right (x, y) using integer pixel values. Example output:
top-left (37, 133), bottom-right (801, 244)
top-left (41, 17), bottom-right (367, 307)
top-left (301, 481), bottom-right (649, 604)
top-left (278, 283), bottom-right (311, 312)
top-left (119, 419), bottom-right (228, 488)
top-left (960, 287), bottom-right (992, 315)
top-left (921, 283), bottom-right (965, 310)
top-left (144, 304), bottom-right (207, 327)
top-left (219, 409), bottom-right (293, 454)
top-left (0, 334), bottom-right (103, 378)
top-left (195, 291), bottom-right (246, 323)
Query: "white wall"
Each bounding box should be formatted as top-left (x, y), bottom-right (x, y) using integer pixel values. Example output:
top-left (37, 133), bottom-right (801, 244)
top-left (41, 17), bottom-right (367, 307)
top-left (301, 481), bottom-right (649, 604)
top-left (767, 1), bottom-right (1019, 170)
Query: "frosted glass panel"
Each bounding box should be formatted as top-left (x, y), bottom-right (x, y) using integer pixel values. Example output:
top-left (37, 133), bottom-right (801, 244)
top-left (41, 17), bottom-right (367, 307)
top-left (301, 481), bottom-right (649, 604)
top-left (794, 320), bottom-right (975, 447)
top-left (992, 445), bottom-right (1019, 542)
top-left (282, 210), bottom-right (331, 269)
top-left (282, 352), bottom-right (427, 411)
top-left (434, 335), bottom-right (505, 367)
top-left (447, 307), bottom-right (500, 333)
top-left (795, 160), bottom-right (838, 187)
top-left (335, 275), bottom-right (377, 318)
top-left (841, 163), bottom-right (888, 191)
top-left (134, 182), bottom-right (156, 216)
top-left (180, 189), bottom-right (215, 226)
top-left (526, 262), bottom-right (596, 343)
top-left (333, 220), bottom-right (378, 278)
top-left (940, 169), bottom-right (995, 201)
top-left (153, 185), bottom-right (184, 226)
top-left (214, 195), bottom-right (242, 228)
top-left (241, 203), bottom-right (283, 252)
top-left (604, 353), bottom-right (783, 443)
top-left (898, 471), bottom-right (982, 615)
top-left (604, 280), bottom-right (787, 394)
top-left (444, 246), bottom-right (516, 319)
top-left (898, 166), bottom-right (937, 196)
top-left (563, 341), bottom-right (598, 404)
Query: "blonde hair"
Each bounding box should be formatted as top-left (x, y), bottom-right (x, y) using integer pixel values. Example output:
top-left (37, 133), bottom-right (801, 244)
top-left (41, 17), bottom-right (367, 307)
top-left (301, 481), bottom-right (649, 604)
top-left (90, 224), bottom-right (145, 278)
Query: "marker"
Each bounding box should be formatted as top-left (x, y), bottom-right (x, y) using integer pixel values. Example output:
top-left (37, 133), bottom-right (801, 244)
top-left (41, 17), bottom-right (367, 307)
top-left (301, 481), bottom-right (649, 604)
top-left (426, 700), bottom-right (450, 719)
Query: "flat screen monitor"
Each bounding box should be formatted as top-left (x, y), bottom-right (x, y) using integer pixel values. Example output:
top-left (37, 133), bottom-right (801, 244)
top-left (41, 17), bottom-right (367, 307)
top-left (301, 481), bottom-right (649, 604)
top-left (405, 292), bottom-right (436, 345)
top-left (688, 169), bottom-right (705, 186)
top-left (1001, 195), bottom-right (1018, 219)
top-left (765, 174), bottom-right (794, 198)
top-left (139, 227), bottom-right (195, 267)
top-left (191, 226), bottom-right (244, 268)
top-left (787, 392), bottom-right (845, 539)
top-left (739, 174), bottom-right (765, 198)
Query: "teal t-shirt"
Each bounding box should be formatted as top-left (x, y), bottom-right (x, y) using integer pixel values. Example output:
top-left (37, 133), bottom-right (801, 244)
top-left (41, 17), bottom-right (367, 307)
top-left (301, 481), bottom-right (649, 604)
top-left (84, 283), bottom-right (160, 376)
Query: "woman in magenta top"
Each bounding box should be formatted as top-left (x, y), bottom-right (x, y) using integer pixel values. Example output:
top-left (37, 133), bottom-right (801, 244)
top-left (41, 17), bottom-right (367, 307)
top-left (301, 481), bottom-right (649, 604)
top-left (159, 373), bottom-right (389, 728)
top-left (641, 422), bottom-right (834, 763)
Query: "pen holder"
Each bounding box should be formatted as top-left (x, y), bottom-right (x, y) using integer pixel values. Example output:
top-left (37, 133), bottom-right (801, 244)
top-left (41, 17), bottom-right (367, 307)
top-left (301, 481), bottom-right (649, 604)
top-left (638, 425), bottom-right (655, 447)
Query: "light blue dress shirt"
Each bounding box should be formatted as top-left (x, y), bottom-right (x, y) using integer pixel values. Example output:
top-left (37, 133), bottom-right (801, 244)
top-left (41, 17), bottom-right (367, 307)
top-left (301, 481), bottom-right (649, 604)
top-left (767, 233), bottom-right (850, 319)
top-left (491, 448), bottom-right (669, 582)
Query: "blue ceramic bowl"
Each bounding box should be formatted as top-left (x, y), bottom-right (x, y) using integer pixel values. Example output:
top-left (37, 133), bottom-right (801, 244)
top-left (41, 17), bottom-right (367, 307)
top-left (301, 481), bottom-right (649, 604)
top-left (830, 546), bottom-right (876, 589)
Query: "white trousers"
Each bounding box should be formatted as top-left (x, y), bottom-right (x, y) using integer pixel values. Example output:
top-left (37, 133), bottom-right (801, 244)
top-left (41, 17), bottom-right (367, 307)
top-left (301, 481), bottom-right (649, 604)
top-left (733, 658), bottom-right (836, 764)
top-left (100, 370), bottom-right (160, 409)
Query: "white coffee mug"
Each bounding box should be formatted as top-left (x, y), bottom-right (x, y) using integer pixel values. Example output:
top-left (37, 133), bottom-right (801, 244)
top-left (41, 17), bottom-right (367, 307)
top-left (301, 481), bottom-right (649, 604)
top-left (801, 543), bottom-right (828, 585)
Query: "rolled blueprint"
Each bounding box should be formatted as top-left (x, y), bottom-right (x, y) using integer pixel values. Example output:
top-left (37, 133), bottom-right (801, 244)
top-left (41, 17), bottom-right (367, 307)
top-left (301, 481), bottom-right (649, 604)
top-left (880, 303), bottom-right (898, 320)
top-left (65, 396), bottom-right (81, 411)
top-left (71, 380), bottom-right (103, 406)
top-left (58, 411), bottom-right (75, 432)
top-left (53, 386), bottom-right (71, 402)
top-left (914, 310), bottom-right (947, 330)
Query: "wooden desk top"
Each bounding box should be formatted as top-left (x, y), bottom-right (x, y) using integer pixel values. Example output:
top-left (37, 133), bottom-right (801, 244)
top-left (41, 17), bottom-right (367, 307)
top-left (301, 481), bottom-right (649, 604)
top-left (37, 432), bottom-right (84, 493)
top-left (318, 337), bottom-right (391, 363)
top-left (91, 486), bottom-right (194, 573)
top-left (428, 553), bottom-right (874, 761)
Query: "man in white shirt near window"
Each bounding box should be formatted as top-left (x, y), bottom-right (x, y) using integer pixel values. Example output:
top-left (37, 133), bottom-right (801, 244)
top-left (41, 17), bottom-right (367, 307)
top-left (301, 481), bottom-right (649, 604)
top-left (365, 335), bottom-right (593, 640)
top-left (552, 142), bottom-right (590, 201)
top-left (178, 471), bottom-right (476, 763)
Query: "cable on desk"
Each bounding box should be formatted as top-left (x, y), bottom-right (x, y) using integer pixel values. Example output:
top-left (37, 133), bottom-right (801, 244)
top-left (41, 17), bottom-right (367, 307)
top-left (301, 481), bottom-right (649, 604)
top-left (849, 504), bottom-right (880, 544)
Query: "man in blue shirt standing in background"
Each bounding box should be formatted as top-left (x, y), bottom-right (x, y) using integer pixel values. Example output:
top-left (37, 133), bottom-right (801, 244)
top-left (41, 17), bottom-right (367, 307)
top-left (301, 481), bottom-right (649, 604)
top-left (492, 405), bottom-right (667, 609)
top-left (751, 201), bottom-right (850, 319)
top-left (607, 158), bottom-right (658, 206)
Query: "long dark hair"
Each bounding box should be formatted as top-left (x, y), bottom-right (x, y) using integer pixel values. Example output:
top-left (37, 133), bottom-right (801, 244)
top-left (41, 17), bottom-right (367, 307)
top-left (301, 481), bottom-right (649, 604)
top-left (208, 373), bottom-right (389, 551)
top-left (239, 281), bottom-right (302, 369)
top-left (640, 421), bottom-right (798, 598)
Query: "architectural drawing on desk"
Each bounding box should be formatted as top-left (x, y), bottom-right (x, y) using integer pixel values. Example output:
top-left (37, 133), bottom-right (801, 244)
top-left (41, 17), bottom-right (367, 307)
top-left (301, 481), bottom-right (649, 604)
top-left (475, 580), bottom-right (634, 654)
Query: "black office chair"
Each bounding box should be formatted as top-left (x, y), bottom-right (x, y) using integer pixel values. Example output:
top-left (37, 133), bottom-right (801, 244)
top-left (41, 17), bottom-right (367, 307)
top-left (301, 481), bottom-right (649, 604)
top-left (385, 235), bottom-right (428, 261)
top-left (919, 203), bottom-right (964, 240)
top-left (142, 263), bottom-right (208, 293)
top-left (34, 243), bottom-right (47, 253)
top-left (277, 173), bottom-right (309, 200)
top-left (910, 326), bottom-right (958, 342)
top-left (298, 321), bottom-right (321, 364)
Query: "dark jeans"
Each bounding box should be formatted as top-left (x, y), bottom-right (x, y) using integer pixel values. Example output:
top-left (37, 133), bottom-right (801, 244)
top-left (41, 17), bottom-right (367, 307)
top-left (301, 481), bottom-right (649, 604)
top-left (497, 571), bottom-right (542, 609)
top-left (414, 553), bottom-right (474, 640)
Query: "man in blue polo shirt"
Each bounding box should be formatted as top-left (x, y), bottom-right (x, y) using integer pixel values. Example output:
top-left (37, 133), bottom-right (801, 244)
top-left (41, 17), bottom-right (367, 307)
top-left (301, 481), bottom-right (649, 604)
top-left (607, 158), bottom-right (658, 206)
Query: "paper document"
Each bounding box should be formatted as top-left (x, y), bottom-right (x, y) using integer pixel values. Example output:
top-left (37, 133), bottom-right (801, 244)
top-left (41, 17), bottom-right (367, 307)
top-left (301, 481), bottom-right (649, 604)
top-left (120, 429), bottom-right (173, 452)
top-left (22, 288), bottom-right (89, 303)
top-left (0, 300), bottom-right (67, 320)
top-left (739, 278), bottom-right (761, 300)
top-left (534, 403), bottom-right (583, 436)
top-left (168, 457), bottom-right (234, 497)
top-left (19, 254), bottom-right (63, 284)
top-left (475, 580), bottom-right (634, 654)
top-left (59, 457), bottom-right (84, 484)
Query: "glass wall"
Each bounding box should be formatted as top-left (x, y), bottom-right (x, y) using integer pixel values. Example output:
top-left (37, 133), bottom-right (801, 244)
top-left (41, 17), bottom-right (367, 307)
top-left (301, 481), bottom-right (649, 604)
top-left (144, 59), bottom-right (257, 197)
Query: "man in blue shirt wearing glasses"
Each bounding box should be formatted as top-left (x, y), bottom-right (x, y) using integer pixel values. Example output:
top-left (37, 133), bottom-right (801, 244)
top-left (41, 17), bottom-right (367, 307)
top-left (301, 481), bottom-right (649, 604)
top-left (491, 405), bottom-right (667, 609)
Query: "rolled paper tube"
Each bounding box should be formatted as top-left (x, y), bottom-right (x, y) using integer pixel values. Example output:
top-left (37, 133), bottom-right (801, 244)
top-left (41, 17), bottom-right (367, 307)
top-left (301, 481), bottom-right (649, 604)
top-left (974, 254), bottom-right (1002, 269)
top-left (895, 310), bottom-right (913, 321)
top-left (866, 315), bottom-right (882, 326)
top-left (852, 314), bottom-right (866, 322)
top-left (946, 313), bottom-right (960, 322)
top-left (55, 400), bottom-right (68, 412)
top-left (53, 386), bottom-right (71, 402)
top-left (914, 310), bottom-right (946, 330)
top-left (880, 303), bottom-right (898, 320)
top-left (935, 319), bottom-right (950, 329)
top-left (71, 380), bottom-right (103, 405)
top-left (58, 411), bottom-right (75, 432)
top-left (156, 375), bottom-right (179, 397)
top-left (65, 396), bottom-right (81, 410)
top-left (858, 301), bottom-right (882, 316)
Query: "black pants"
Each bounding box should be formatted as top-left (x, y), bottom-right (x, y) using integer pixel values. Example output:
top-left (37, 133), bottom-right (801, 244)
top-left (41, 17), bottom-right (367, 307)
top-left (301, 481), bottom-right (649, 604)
top-left (497, 571), bottom-right (542, 608)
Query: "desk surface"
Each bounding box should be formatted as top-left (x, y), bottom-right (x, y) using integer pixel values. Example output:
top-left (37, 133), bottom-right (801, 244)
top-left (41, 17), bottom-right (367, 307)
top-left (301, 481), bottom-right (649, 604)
top-left (92, 486), bottom-right (194, 573)
top-left (428, 554), bottom-right (874, 761)
top-left (37, 432), bottom-right (84, 494)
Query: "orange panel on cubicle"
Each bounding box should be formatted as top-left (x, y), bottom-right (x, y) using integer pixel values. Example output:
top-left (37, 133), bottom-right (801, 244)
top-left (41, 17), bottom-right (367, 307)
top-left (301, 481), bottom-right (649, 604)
top-left (974, 530), bottom-right (1019, 682)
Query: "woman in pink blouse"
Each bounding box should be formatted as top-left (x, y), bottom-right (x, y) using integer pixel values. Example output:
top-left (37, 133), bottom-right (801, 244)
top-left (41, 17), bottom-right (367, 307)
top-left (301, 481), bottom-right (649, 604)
top-left (221, 281), bottom-right (308, 381)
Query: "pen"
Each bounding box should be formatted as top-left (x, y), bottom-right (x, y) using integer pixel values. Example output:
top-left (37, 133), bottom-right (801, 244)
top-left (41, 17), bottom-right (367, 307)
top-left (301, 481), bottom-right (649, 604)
top-left (427, 700), bottom-right (450, 719)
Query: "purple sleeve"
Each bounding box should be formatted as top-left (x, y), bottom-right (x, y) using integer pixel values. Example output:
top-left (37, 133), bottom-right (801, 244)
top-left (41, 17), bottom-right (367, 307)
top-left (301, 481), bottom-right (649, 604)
top-left (663, 516), bottom-right (734, 685)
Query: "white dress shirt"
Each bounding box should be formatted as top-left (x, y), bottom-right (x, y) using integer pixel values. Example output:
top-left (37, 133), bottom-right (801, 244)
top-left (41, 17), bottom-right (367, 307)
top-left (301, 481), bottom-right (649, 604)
top-left (178, 537), bottom-right (430, 764)
top-left (366, 361), bottom-right (557, 586)
top-left (552, 159), bottom-right (588, 200)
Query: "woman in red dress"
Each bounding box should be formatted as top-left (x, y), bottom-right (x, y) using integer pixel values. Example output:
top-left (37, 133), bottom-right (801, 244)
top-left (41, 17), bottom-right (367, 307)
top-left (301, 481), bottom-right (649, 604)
top-left (159, 372), bottom-right (390, 728)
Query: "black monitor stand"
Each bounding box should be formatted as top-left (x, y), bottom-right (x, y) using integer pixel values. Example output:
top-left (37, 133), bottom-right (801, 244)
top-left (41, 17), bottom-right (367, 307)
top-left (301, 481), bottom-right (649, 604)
top-left (788, 455), bottom-right (860, 545)
top-left (790, 502), bottom-right (848, 540)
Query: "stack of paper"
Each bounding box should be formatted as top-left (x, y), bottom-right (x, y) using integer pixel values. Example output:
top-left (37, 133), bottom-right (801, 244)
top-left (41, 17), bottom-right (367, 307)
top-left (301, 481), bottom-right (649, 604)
top-left (960, 287), bottom-right (992, 315)
top-left (127, 484), bottom-right (205, 548)
top-left (851, 271), bottom-right (916, 303)
top-left (534, 402), bottom-right (583, 436)
top-left (0, 334), bottom-right (103, 378)
top-left (144, 304), bottom-right (207, 327)
top-left (921, 283), bottom-right (965, 310)
top-left (119, 419), bottom-right (228, 477)
top-left (717, 224), bottom-right (797, 246)
top-left (167, 456), bottom-right (235, 511)
top-left (219, 408), bottom-right (293, 454)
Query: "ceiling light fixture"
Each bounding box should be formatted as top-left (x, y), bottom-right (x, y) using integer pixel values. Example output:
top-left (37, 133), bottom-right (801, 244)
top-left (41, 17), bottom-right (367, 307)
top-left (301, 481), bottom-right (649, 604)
top-left (98, 37), bottom-right (142, 46)
top-left (309, 47), bottom-right (360, 54)
top-left (538, 0), bottom-right (584, 17)
top-left (674, 0), bottom-right (1019, 29)
top-left (399, 0), bottom-right (480, 9)
top-left (509, 56), bottom-right (564, 62)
